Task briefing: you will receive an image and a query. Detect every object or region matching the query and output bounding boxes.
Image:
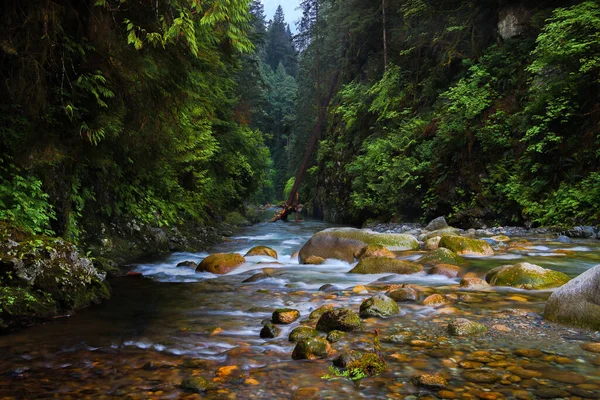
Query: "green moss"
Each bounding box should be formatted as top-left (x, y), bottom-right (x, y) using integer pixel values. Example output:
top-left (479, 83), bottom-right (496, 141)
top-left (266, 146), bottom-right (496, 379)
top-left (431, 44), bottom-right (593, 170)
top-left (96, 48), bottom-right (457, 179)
top-left (316, 308), bottom-right (362, 332)
top-left (418, 248), bottom-right (464, 265)
top-left (486, 263), bottom-right (570, 289)
top-left (324, 228), bottom-right (419, 251)
top-left (439, 236), bottom-right (494, 256)
top-left (289, 326), bottom-right (317, 342)
top-left (349, 257), bottom-right (422, 274)
top-left (224, 212), bottom-right (249, 226)
top-left (292, 337), bottom-right (332, 360)
top-left (359, 294), bottom-right (400, 317)
top-left (0, 286), bottom-right (58, 331)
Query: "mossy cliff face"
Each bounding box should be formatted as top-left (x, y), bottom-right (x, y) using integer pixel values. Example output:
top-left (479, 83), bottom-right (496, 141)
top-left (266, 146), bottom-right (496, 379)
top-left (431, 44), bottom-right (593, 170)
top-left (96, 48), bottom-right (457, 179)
top-left (0, 225), bottom-right (110, 332)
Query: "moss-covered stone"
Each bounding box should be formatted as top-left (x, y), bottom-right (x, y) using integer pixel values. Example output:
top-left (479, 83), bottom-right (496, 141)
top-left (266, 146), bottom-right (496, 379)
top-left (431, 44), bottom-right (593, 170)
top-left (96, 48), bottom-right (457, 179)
top-left (260, 323), bottom-right (280, 338)
top-left (429, 264), bottom-right (462, 278)
top-left (244, 246), bottom-right (277, 259)
top-left (486, 262), bottom-right (570, 289)
top-left (291, 337), bottom-right (332, 360)
top-left (289, 326), bottom-right (317, 342)
top-left (316, 308), bottom-right (362, 332)
top-left (326, 330), bottom-right (347, 343)
top-left (359, 294), bottom-right (400, 318)
top-left (423, 227), bottom-right (460, 240)
top-left (333, 351), bottom-right (363, 368)
top-left (309, 304), bottom-right (334, 320)
top-left (272, 308), bottom-right (300, 324)
top-left (412, 374), bottom-right (448, 389)
top-left (299, 228), bottom-right (418, 264)
top-left (448, 318), bottom-right (488, 336)
top-left (346, 352), bottom-right (386, 378)
top-left (424, 236), bottom-right (441, 250)
top-left (388, 287), bottom-right (419, 302)
top-left (349, 257), bottom-right (422, 275)
top-left (224, 211), bottom-right (249, 226)
top-left (544, 265), bottom-right (600, 330)
top-left (439, 236), bottom-right (494, 256)
top-left (418, 248), bottom-right (464, 265)
top-left (180, 376), bottom-right (215, 393)
top-left (422, 294), bottom-right (447, 306)
top-left (196, 253), bottom-right (245, 274)
top-left (354, 245), bottom-right (395, 260)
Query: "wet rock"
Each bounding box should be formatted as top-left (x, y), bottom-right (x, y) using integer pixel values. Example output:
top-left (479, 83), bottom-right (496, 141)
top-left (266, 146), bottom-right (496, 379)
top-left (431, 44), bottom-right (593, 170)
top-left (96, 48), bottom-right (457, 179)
top-left (439, 236), bottom-right (493, 256)
top-left (304, 256), bottom-right (325, 265)
top-left (289, 326), bottom-right (317, 343)
top-left (486, 262), bottom-right (570, 289)
top-left (581, 342), bottom-right (600, 353)
top-left (425, 216), bottom-right (448, 232)
top-left (418, 248), bottom-right (464, 266)
top-left (556, 235), bottom-right (573, 244)
top-left (309, 304), bottom-right (334, 320)
top-left (346, 352), bottom-right (386, 378)
top-left (544, 265), bottom-right (600, 330)
top-left (244, 246), bottom-right (277, 259)
top-left (299, 228), bottom-right (419, 264)
top-left (389, 287), bottom-right (419, 302)
top-left (196, 253), bottom-right (245, 274)
top-left (333, 351), bottom-right (363, 368)
top-left (180, 376), bottom-right (215, 393)
top-left (514, 348), bottom-right (542, 358)
top-left (354, 244), bottom-right (396, 260)
top-left (543, 370), bottom-right (587, 384)
top-left (448, 318), bottom-right (487, 336)
top-left (349, 257), bottom-right (422, 275)
top-left (462, 371), bottom-right (501, 383)
top-left (326, 330), bottom-right (346, 343)
top-left (423, 294), bottom-right (447, 306)
top-left (316, 308), bottom-right (362, 332)
top-left (243, 273), bottom-right (271, 283)
top-left (412, 374), bottom-right (448, 389)
top-left (359, 294), bottom-right (399, 317)
top-left (291, 337), bottom-right (332, 360)
top-left (424, 236), bottom-right (441, 250)
top-left (176, 260), bottom-right (197, 268)
top-left (318, 284), bottom-right (339, 292)
top-left (423, 227), bottom-right (461, 240)
top-left (490, 235), bottom-right (510, 242)
top-left (272, 308), bottom-right (300, 324)
top-left (260, 323), bottom-right (280, 338)
top-left (429, 264), bottom-right (462, 278)
top-left (459, 277), bottom-right (490, 289)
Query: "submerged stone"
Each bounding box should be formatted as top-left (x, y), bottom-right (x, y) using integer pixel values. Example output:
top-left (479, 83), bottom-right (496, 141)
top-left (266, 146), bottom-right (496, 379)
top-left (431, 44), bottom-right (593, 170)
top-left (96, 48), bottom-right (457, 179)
top-left (412, 374), bottom-right (448, 389)
top-left (486, 262), bottom-right (570, 289)
top-left (388, 287), bottom-right (419, 302)
top-left (326, 330), bottom-right (347, 343)
top-left (180, 376), bottom-right (215, 393)
top-left (448, 318), bottom-right (487, 336)
top-left (359, 294), bottom-right (399, 318)
top-left (429, 263), bottom-right (462, 278)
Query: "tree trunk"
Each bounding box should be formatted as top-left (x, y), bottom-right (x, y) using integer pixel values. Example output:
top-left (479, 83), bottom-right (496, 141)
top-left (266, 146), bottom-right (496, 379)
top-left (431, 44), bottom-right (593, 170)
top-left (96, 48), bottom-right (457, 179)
top-left (382, 0), bottom-right (388, 70)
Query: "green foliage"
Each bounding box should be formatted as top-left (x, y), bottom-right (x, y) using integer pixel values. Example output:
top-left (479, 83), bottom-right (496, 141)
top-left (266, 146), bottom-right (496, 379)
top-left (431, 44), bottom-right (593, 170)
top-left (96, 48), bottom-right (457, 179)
top-left (283, 177), bottom-right (295, 201)
top-left (322, 365), bottom-right (367, 381)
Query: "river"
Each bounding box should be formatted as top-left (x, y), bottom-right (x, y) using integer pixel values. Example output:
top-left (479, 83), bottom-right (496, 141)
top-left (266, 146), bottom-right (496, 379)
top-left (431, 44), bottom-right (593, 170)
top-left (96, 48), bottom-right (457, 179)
top-left (1, 218), bottom-right (600, 398)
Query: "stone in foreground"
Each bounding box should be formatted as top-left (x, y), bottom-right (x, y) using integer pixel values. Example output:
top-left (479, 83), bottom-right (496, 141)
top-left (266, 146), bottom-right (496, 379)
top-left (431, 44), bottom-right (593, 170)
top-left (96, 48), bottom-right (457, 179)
top-left (291, 337), bottom-right (332, 360)
top-left (289, 326), bottom-right (317, 343)
top-left (260, 323), bottom-right (280, 338)
top-left (349, 257), bottom-right (422, 275)
top-left (448, 318), bottom-right (487, 336)
top-left (359, 294), bottom-right (399, 318)
top-left (486, 262), bottom-right (570, 289)
top-left (180, 376), bottom-right (215, 393)
top-left (544, 265), bottom-right (600, 330)
top-left (316, 308), bottom-right (362, 332)
top-left (196, 253), bottom-right (245, 274)
top-left (272, 308), bottom-right (300, 324)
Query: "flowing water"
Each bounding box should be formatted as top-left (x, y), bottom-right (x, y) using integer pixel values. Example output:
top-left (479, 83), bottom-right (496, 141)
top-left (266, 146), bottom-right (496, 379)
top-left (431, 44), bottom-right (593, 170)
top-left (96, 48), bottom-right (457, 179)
top-left (1, 218), bottom-right (600, 399)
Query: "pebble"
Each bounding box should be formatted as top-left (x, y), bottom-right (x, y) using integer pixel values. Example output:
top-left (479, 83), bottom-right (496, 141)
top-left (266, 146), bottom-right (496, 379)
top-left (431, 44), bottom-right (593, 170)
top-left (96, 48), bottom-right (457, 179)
top-left (533, 388), bottom-right (568, 398)
top-left (514, 349), bottom-right (542, 358)
top-left (542, 370), bottom-right (586, 384)
top-left (462, 371), bottom-right (501, 383)
top-left (582, 343), bottom-right (600, 353)
top-left (437, 390), bottom-right (460, 399)
top-left (423, 294), bottom-right (447, 306)
top-left (412, 374), bottom-right (448, 389)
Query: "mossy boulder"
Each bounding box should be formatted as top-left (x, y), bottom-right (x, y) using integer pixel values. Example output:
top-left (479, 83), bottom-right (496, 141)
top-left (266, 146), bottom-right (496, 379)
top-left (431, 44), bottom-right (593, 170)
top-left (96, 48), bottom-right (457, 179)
top-left (244, 246), bottom-right (277, 259)
top-left (544, 265), bottom-right (600, 330)
top-left (448, 318), bottom-right (488, 336)
top-left (346, 352), bottom-right (386, 378)
top-left (354, 245), bottom-right (395, 260)
top-left (289, 326), bottom-right (317, 342)
top-left (272, 308), bottom-right (300, 324)
top-left (326, 330), bottom-right (347, 343)
top-left (429, 264), bottom-right (462, 278)
top-left (388, 287), bottom-right (419, 302)
top-left (180, 376), bottom-right (216, 393)
top-left (439, 236), bottom-right (493, 256)
top-left (309, 304), bottom-right (334, 320)
top-left (424, 236), bottom-right (441, 250)
top-left (291, 337), bottom-right (332, 360)
top-left (418, 248), bottom-right (464, 266)
top-left (349, 257), bottom-right (422, 275)
top-left (299, 228), bottom-right (419, 264)
top-left (0, 227), bottom-right (110, 331)
top-left (359, 294), bottom-right (399, 318)
top-left (224, 211), bottom-right (249, 226)
top-left (485, 262), bottom-right (570, 289)
top-left (196, 253), bottom-right (245, 274)
top-left (260, 323), bottom-right (280, 338)
top-left (316, 308), bottom-right (362, 332)
top-left (423, 227), bottom-right (461, 240)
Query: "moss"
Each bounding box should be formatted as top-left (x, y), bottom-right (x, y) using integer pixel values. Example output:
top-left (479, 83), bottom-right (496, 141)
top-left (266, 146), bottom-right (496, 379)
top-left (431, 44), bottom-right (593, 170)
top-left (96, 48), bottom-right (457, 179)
top-left (486, 262), bottom-right (570, 289)
top-left (354, 245), bottom-right (395, 260)
top-left (224, 212), bottom-right (249, 226)
top-left (324, 228), bottom-right (419, 251)
top-left (359, 294), bottom-right (400, 317)
top-left (180, 376), bottom-right (215, 393)
top-left (0, 286), bottom-right (58, 331)
top-left (316, 308), bottom-right (362, 332)
top-left (349, 257), bottom-right (422, 274)
top-left (418, 248), bottom-right (464, 265)
top-left (292, 337), bottom-right (332, 360)
top-left (439, 236), bottom-right (494, 256)
top-left (346, 352), bottom-right (386, 379)
top-left (289, 326), bottom-right (317, 342)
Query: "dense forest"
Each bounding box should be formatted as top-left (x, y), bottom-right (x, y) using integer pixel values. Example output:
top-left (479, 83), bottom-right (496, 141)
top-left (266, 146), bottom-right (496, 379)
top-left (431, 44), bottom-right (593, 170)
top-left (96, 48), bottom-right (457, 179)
top-left (1, 0), bottom-right (599, 246)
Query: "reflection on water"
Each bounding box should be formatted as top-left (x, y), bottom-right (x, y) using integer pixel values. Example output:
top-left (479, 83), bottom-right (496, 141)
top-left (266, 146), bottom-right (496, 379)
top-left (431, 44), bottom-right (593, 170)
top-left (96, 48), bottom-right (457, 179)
top-left (1, 219), bottom-right (600, 398)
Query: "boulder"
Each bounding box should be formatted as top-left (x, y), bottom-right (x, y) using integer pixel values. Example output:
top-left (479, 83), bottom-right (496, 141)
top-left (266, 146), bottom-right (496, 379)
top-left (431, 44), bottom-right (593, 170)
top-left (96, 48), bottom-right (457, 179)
top-left (316, 308), bottom-right (362, 332)
top-left (349, 257), bottom-right (422, 275)
top-left (289, 326), bottom-right (317, 342)
top-left (359, 294), bottom-right (400, 318)
top-left (485, 262), bottom-right (570, 289)
top-left (423, 227), bottom-right (461, 240)
top-left (299, 228), bottom-right (419, 264)
top-left (418, 248), bottom-right (463, 266)
top-left (424, 236), bottom-right (441, 250)
top-left (388, 287), bottom-right (419, 302)
top-left (544, 265), bottom-right (600, 330)
top-left (260, 323), bottom-right (280, 338)
top-left (180, 376), bottom-right (215, 393)
top-left (326, 330), bottom-right (347, 343)
top-left (429, 264), bottom-right (462, 278)
top-left (291, 337), bottom-right (332, 360)
top-left (272, 308), bottom-right (300, 324)
top-left (244, 246), bottom-right (277, 259)
top-left (439, 236), bottom-right (493, 256)
top-left (242, 273), bottom-right (271, 283)
top-left (309, 304), bottom-right (334, 320)
top-left (425, 216), bottom-right (448, 231)
top-left (333, 351), bottom-right (363, 368)
top-left (448, 318), bottom-right (487, 336)
top-left (196, 253), bottom-right (245, 274)
top-left (176, 260), bottom-right (197, 268)
top-left (354, 244), bottom-right (395, 260)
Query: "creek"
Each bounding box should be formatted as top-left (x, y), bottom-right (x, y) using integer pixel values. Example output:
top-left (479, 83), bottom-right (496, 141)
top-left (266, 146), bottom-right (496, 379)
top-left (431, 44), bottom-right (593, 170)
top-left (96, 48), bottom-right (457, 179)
top-left (1, 217), bottom-right (600, 399)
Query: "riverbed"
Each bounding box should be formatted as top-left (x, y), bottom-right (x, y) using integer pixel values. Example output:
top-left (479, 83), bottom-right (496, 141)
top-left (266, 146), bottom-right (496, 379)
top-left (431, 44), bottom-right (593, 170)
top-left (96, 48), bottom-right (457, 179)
top-left (1, 219), bottom-right (600, 399)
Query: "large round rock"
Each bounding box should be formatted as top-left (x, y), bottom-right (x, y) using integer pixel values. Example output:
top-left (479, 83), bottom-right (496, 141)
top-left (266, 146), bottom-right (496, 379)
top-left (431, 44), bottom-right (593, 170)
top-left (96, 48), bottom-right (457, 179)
top-left (486, 262), bottom-right (570, 289)
top-left (418, 248), bottom-right (463, 266)
top-left (196, 253), bottom-right (245, 274)
top-left (244, 246), bottom-right (277, 259)
top-left (349, 257), bottom-right (422, 275)
top-left (291, 337), bottom-right (332, 360)
top-left (544, 265), bottom-right (600, 330)
top-left (439, 236), bottom-right (493, 256)
top-left (316, 308), bottom-right (362, 332)
top-left (359, 294), bottom-right (399, 318)
top-left (299, 228), bottom-right (419, 264)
